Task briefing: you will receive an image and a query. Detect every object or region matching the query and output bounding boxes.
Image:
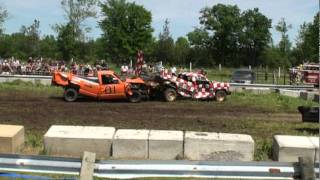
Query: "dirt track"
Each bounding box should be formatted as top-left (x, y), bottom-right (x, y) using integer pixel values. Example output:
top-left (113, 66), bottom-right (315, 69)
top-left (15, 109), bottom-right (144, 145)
top-left (0, 90), bottom-right (303, 139)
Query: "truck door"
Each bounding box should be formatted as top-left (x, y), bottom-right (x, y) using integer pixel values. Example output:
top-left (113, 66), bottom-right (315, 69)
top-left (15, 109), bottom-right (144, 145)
top-left (78, 77), bottom-right (100, 98)
top-left (99, 74), bottom-right (126, 99)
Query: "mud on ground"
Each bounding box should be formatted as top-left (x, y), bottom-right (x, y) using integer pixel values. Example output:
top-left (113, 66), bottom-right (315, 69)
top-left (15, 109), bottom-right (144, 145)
top-left (0, 88), bottom-right (318, 159)
top-left (0, 90), bottom-right (316, 137)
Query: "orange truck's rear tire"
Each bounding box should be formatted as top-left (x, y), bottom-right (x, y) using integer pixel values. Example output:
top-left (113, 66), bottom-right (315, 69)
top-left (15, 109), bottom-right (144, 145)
top-left (64, 88), bottom-right (78, 102)
top-left (128, 90), bottom-right (142, 103)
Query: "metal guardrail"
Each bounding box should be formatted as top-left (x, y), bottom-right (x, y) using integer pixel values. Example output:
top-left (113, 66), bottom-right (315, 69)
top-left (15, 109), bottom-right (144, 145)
top-left (0, 74), bottom-right (317, 90)
top-left (0, 74), bottom-right (52, 79)
top-left (230, 83), bottom-right (315, 90)
top-left (0, 154), bottom-right (318, 179)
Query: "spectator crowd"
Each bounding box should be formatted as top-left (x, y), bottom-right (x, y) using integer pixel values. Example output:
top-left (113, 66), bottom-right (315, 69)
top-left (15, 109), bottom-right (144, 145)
top-left (0, 57), bottom-right (192, 77)
top-left (0, 57), bottom-right (109, 76)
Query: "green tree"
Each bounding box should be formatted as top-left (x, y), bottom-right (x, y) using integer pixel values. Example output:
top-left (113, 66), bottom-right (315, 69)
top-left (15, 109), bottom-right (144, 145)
top-left (262, 47), bottom-right (289, 68)
top-left (78, 39), bottom-right (99, 62)
top-left (155, 19), bottom-right (174, 64)
top-left (20, 19), bottom-right (41, 57)
top-left (307, 13), bottom-right (319, 61)
top-left (0, 20), bottom-right (43, 59)
top-left (200, 4), bottom-right (242, 66)
top-left (174, 37), bottom-right (190, 66)
top-left (94, 37), bottom-right (109, 60)
top-left (187, 28), bottom-right (209, 48)
top-left (20, 19), bottom-right (40, 39)
top-left (293, 13), bottom-right (319, 63)
top-left (0, 34), bottom-right (12, 57)
top-left (275, 18), bottom-right (292, 56)
top-left (0, 6), bottom-right (8, 34)
top-left (3, 33), bottom-right (32, 59)
top-left (187, 28), bottom-right (212, 66)
top-left (57, 23), bottom-right (78, 61)
top-left (60, 0), bottom-right (98, 40)
top-left (196, 4), bottom-right (273, 67)
top-left (39, 35), bottom-right (59, 59)
top-left (144, 37), bottom-right (157, 62)
top-left (100, 0), bottom-right (153, 63)
top-left (54, 0), bottom-right (98, 61)
top-left (240, 8), bottom-right (272, 66)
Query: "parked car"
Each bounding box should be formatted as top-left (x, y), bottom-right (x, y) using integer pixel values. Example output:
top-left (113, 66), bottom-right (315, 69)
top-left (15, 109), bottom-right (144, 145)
top-left (231, 69), bottom-right (255, 84)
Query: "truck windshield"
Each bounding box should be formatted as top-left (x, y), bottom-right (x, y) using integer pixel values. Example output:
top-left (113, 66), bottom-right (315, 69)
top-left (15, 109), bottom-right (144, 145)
top-left (113, 72), bottom-right (121, 79)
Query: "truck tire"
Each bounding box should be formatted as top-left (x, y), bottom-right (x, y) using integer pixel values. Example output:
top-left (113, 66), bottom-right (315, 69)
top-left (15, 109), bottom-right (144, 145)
top-left (128, 90), bottom-right (142, 103)
top-left (64, 88), bottom-right (78, 102)
top-left (215, 90), bottom-right (227, 102)
top-left (164, 88), bottom-right (177, 102)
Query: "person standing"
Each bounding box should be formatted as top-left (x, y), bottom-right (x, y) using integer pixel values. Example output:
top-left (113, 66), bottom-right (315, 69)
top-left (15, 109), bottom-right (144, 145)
top-left (135, 50), bottom-right (144, 75)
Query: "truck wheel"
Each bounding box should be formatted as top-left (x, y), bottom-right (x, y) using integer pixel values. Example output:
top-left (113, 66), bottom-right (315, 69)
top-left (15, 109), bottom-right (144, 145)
top-left (128, 90), bottom-right (142, 103)
top-left (164, 88), bottom-right (177, 102)
top-left (215, 90), bottom-right (227, 102)
top-left (64, 88), bottom-right (78, 102)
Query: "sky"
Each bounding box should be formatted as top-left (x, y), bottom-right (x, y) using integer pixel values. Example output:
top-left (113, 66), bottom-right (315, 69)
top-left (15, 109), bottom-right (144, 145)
top-left (0, 0), bottom-right (318, 45)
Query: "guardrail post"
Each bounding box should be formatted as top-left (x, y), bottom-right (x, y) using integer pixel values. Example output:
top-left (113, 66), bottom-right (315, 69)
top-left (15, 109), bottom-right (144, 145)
top-left (298, 156), bottom-right (316, 180)
top-left (80, 151), bottom-right (96, 180)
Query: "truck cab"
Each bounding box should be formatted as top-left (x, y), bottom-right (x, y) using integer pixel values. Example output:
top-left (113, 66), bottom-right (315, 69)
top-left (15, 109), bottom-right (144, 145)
top-left (76, 71), bottom-right (127, 100)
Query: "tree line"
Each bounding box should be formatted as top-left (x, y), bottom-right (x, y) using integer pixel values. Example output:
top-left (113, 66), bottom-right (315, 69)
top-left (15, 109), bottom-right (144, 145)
top-left (0, 0), bottom-right (318, 68)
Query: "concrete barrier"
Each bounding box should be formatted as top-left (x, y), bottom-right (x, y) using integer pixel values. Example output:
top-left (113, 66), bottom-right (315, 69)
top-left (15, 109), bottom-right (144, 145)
top-left (300, 91), bottom-right (317, 101)
top-left (273, 135), bottom-right (318, 162)
top-left (0, 76), bottom-right (51, 85)
top-left (184, 131), bottom-right (254, 161)
top-left (278, 89), bottom-right (301, 98)
top-left (309, 137), bottom-right (319, 162)
top-left (113, 129), bottom-right (149, 159)
top-left (148, 130), bottom-right (183, 160)
top-left (44, 125), bottom-right (115, 159)
top-left (0, 124), bottom-right (24, 153)
top-left (245, 87), bottom-right (271, 94)
top-left (229, 87), bottom-right (244, 93)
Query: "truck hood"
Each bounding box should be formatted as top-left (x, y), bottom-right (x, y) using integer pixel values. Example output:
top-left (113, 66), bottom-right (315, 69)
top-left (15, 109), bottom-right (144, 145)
top-left (125, 77), bottom-right (145, 84)
top-left (210, 81), bottom-right (230, 89)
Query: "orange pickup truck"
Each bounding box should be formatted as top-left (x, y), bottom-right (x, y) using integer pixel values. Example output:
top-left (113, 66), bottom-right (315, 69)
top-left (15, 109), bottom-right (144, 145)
top-left (52, 70), bottom-right (148, 102)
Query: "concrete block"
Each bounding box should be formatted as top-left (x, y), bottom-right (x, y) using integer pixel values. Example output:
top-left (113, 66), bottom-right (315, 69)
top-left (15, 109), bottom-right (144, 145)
top-left (39, 79), bottom-right (51, 85)
top-left (0, 76), bottom-right (51, 85)
top-left (273, 135), bottom-right (316, 162)
top-left (148, 130), bottom-right (183, 160)
top-left (229, 87), bottom-right (244, 93)
top-left (184, 131), bottom-right (254, 161)
top-left (113, 129), bottom-right (149, 159)
top-left (309, 137), bottom-right (319, 162)
top-left (0, 125), bottom-right (24, 153)
top-left (279, 89), bottom-right (301, 98)
top-left (300, 91), bottom-right (316, 101)
top-left (44, 125), bottom-right (115, 159)
top-left (245, 87), bottom-right (271, 94)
